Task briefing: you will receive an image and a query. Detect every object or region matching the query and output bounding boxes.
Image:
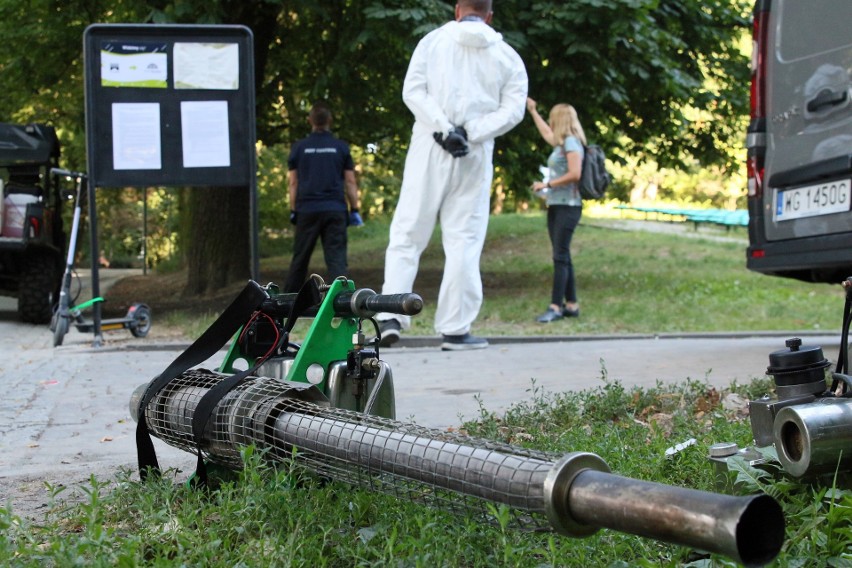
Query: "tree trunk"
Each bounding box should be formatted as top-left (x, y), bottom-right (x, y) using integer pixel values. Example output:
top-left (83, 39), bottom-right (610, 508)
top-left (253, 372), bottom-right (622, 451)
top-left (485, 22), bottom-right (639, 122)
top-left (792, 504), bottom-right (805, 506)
top-left (184, 185), bottom-right (251, 296)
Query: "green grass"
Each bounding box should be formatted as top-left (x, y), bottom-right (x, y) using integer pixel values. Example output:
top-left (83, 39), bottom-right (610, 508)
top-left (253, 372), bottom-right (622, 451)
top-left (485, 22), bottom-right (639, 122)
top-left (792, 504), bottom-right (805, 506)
top-left (2, 376), bottom-right (850, 566)
top-left (258, 211), bottom-right (844, 338)
top-left (475, 214), bottom-right (840, 336)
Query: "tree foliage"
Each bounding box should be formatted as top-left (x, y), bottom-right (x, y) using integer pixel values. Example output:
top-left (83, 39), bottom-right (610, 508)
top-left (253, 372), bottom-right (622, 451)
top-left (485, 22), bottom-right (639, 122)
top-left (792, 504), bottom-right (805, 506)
top-left (499, 0), bottom-right (751, 198)
top-left (0, 0), bottom-right (752, 292)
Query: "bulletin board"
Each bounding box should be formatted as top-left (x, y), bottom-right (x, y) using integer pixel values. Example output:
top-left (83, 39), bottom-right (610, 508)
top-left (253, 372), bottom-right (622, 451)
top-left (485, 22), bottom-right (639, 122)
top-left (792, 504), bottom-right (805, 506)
top-left (80, 24), bottom-right (258, 345)
top-left (83, 24), bottom-right (256, 188)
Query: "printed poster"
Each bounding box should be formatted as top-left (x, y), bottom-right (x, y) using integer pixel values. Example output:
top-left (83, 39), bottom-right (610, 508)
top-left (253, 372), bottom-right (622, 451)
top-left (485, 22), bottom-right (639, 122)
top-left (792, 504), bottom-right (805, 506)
top-left (101, 42), bottom-right (168, 88)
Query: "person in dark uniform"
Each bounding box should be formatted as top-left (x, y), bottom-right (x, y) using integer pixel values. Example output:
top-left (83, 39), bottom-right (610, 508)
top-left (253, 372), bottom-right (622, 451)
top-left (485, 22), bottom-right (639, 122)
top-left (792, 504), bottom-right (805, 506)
top-left (284, 102), bottom-right (363, 293)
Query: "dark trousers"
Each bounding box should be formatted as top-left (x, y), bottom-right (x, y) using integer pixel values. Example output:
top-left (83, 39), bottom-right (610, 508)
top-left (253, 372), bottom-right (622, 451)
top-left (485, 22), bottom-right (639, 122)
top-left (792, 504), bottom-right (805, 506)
top-left (547, 205), bottom-right (583, 306)
top-left (284, 210), bottom-right (348, 292)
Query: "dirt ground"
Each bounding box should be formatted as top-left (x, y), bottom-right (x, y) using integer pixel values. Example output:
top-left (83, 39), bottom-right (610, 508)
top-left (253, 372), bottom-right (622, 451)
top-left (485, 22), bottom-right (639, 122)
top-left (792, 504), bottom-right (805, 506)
top-left (102, 266), bottom-right (450, 321)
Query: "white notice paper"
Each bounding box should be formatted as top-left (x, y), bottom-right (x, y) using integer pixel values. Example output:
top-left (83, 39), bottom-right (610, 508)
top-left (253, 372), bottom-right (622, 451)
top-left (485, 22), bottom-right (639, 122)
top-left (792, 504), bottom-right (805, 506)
top-left (112, 103), bottom-right (162, 170)
top-left (181, 101), bottom-right (231, 168)
top-left (174, 43), bottom-right (239, 90)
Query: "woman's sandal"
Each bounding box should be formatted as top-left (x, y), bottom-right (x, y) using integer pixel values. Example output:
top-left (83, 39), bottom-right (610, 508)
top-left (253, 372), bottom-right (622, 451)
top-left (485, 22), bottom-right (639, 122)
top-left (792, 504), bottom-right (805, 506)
top-left (562, 305), bottom-right (580, 318)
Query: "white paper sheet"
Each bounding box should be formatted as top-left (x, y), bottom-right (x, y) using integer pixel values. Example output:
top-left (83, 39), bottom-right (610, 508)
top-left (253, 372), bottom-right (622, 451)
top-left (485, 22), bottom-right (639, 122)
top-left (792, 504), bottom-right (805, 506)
top-left (181, 100), bottom-right (231, 168)
top-left (174, 43), bottom-right (239, 90)
top-left (112, 103), bottom-right (162, 170)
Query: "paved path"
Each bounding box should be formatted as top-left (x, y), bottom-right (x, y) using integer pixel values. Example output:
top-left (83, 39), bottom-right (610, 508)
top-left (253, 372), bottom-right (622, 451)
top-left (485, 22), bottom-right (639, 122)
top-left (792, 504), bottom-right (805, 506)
top-left (0, 324), bottom-right (839, 479)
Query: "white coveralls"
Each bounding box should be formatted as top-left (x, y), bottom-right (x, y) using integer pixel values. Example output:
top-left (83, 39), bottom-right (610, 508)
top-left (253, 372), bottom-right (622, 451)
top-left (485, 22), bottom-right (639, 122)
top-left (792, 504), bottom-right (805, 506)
top-left (380, 19), bottom-right (528, 335)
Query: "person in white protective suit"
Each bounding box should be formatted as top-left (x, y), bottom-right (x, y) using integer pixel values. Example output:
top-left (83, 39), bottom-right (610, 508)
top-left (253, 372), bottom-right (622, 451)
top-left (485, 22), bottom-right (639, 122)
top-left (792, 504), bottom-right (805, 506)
top-left (376, 0), bottom-right (528, 351)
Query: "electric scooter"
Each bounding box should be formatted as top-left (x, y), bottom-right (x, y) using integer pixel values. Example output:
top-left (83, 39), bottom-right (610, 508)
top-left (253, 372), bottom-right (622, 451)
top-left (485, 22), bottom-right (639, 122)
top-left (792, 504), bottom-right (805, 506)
top-left (50, 168), bottom-right (151, 347)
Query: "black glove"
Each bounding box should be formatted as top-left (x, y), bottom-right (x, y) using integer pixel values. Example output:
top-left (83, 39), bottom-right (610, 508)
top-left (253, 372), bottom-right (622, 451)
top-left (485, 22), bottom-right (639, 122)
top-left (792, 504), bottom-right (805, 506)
top-left (433, 126), bottom-right (469, 158)
top-left (289, 211), bottom-right (298, 225)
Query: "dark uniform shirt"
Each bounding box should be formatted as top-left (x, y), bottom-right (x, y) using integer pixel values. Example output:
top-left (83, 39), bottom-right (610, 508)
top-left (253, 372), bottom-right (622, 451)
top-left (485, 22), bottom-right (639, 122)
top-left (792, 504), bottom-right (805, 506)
top-left (287, 130), bottom-right (354, 213)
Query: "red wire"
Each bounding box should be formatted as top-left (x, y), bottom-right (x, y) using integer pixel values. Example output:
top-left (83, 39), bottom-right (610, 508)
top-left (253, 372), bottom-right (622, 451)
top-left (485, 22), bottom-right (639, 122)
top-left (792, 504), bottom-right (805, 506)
top-left (237, 311), bottom-right (262, 345)
top-left (256, 311), bottom-right (280, 363)
top-left (235, 311), bottom-right (281, 365)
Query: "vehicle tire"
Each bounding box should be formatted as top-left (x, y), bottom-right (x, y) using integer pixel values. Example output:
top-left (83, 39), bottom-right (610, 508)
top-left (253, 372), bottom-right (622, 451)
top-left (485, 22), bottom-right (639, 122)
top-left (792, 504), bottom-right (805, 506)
top-left (129, 304), bottom-right (152, 338)
top-left (53, 314), bottom-right (69, 347)
top-left (18, 253), bottom-right (57, 324)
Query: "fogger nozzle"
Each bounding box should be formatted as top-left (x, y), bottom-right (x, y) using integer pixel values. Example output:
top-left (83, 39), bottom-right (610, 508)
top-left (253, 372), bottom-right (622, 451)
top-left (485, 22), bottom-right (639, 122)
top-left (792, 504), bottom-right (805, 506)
top-left (132, 371), bottom-right (784, 566)
top-left (549, 455), bottom-right (783, 567)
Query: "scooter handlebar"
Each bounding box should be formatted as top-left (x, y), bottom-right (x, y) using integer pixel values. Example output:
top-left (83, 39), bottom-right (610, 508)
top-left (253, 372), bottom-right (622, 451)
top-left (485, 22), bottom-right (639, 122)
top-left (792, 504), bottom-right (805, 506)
top-left (51, 167), bottom-right (87, 180)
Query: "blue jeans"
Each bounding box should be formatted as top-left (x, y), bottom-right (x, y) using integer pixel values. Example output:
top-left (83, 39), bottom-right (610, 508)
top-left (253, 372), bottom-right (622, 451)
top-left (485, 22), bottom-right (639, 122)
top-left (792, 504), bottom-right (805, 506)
top-left (547, 205), bottom-right (582, 306)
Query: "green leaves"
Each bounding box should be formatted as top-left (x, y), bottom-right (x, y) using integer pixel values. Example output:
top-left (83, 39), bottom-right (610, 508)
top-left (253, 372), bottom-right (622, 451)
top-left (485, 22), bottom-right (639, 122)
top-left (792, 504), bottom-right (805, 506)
top-left (515, 0), bottom-right (751, 167)
top-left (0, 0), bottom-right (756, 270)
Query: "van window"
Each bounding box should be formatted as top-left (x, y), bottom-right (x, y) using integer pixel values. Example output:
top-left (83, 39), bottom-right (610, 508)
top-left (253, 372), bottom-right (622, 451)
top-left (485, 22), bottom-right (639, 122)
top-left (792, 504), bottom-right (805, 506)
top-left (778, 2), bottom-right (852, 61)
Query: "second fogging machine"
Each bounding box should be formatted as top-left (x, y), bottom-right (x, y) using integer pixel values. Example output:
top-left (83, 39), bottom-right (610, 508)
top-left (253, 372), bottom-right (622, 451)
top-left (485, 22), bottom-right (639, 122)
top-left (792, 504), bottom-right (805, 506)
top-left (710, 278), bottom-right (852, 484)
top-left (132, 276), bottom-right (783, 567)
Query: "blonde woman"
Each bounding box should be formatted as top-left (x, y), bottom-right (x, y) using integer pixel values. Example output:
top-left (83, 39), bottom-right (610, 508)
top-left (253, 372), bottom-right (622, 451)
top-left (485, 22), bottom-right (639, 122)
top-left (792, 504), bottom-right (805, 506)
top-left (527, 97), bottom-right (586, 323)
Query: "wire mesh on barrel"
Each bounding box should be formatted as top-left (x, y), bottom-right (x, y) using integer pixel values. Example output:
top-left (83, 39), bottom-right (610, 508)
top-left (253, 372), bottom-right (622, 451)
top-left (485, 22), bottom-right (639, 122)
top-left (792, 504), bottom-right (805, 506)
top-left (141, 369), bottom-right (560, 530)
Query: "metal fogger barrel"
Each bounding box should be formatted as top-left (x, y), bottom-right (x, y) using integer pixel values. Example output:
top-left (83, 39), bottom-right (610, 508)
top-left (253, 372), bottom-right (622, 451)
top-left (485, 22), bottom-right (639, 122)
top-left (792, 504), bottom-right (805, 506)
top-left (131, 370), bottom-right (784, 567)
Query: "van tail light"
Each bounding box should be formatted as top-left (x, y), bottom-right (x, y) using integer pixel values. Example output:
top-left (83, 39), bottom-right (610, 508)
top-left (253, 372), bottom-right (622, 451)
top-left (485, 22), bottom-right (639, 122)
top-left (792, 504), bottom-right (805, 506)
top-left (750, 7), bottom-right (769, 121)
top-left (747, 154), bottom-right (764, 198)
top-left (748, 4), bottom-right (770, 199)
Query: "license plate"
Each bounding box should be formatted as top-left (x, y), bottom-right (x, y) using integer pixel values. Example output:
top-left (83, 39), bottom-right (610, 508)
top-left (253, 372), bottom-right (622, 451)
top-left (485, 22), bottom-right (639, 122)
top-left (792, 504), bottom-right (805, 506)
top-left (774, 179), bottom-right (851, 221)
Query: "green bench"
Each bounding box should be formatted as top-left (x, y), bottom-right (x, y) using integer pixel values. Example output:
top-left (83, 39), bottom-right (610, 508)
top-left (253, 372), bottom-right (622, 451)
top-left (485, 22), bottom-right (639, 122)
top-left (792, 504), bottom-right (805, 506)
top-left (615, 205), bottom-right (748, 230)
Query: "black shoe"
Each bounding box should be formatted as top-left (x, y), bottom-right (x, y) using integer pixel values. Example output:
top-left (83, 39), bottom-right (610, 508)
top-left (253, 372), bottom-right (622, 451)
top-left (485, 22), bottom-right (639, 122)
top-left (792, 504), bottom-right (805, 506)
top-left (536, 307), bottom-right (563, 323)
top-left (378, 319), bottom-right (402, 347)
top-left (441, 333), bottom-right (489, 351)
top-left (562, 305), bottom-right (580, 318)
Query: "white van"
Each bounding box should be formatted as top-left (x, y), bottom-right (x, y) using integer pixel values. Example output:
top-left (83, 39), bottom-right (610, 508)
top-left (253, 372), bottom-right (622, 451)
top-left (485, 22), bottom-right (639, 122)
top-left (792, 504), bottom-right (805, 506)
top-left (746, 0), bottom-right (852, 282)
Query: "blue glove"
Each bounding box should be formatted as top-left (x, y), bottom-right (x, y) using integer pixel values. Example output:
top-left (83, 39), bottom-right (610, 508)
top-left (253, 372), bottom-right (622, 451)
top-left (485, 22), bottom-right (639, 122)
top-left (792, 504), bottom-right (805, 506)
top-left (289, 211), bottom-right (298, 225)
top-left (348, 210), bottom-right (364, 227)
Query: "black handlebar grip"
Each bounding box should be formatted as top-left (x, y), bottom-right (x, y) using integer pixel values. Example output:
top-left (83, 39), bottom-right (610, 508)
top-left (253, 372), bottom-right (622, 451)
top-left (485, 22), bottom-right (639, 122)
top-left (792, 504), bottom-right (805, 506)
top-left (362, 292), bottom-right (423, 316)
top-left (333, 289), bottom-right (423, 317)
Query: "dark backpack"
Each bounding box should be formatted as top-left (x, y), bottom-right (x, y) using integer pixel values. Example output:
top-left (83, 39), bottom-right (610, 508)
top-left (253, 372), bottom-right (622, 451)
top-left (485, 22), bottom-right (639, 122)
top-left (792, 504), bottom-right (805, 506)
top-left (578, 144), bottom-right (611, 200)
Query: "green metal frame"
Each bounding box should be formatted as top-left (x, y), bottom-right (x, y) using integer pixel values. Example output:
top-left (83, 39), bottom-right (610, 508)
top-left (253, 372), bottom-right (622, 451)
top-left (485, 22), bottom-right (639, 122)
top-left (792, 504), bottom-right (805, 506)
top-left (218, 278), bottom-right (359, 394)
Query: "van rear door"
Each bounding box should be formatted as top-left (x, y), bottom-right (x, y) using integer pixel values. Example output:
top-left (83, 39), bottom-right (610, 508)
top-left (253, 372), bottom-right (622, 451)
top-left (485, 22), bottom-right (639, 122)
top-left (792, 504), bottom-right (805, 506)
top-left (747, 0), bottom-right (852, 282)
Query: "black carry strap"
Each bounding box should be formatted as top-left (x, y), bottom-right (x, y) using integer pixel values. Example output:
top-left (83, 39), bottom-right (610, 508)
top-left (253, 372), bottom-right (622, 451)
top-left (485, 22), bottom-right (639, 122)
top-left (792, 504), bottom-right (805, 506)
top-left (831, 277), bottom-right (852, 395)
top-left (188, 276), bottom-right (322, 485)
top-left (135, 280), bottom-right (269, 480)
top-left (188, 363), bottom-right (258, 485)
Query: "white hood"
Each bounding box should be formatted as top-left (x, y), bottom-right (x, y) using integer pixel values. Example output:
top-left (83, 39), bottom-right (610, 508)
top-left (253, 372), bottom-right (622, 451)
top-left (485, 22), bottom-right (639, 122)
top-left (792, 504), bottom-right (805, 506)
top-left (402, 18), bottom-right (528, 144)
top-left (447, 20), bottom-right (503, 49)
